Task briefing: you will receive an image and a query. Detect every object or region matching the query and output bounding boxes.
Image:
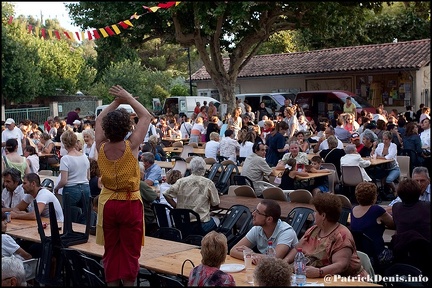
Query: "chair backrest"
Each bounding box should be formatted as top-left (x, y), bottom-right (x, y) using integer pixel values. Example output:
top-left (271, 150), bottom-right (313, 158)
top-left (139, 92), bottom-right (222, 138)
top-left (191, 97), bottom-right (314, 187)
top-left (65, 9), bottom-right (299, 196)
top-left (399, 149), bottom-right (418, 174)
top-left (82, 268), bottom-right (106, 287)
top-left (206, 163), bottom-right (224, 182)
top-left (289, 189), bottom-right (313, 204)
top-left (152, 202), bottom-right (173, 228)
top-left (158, 273), bottom-right (185, 287)
top-left (185, 156), bottom-right (194, 163)
top-left (22, 258), bottom-right (39, 282)
top-left (357, 251), bottom-right (375, 279)
top-left (61, 192), bottom-right (92, 247)
top-left (172, 141), bottom-right (183, 147)
top-left (204, 157), bottom-right (216, 165)
top-left (262, 187), bottom-right (288, 201)
top-left (153, 227), bottom-right (183, 242)
top-left (180, 145), bottom-right (194, 159)
top-left (341, 166), bottom-right (364, 186)
top-left (215, 163), bottom-right (240, 194)
top-left (396, 155), bottom-right (410, 181)
top-left (383, 263), bottom-right (424, 287)
top-left (335, 194), bottom-right (352, 226)
top-left (188, 142), bottom-right (199, 148)
top-left (236, 156), bottom-right (246, 166)
top-left (351, 231), bottom-right (380, 271)
top-left (233, 175), bottom-right (254, 190)
top-left (285, 207), bottom-right (315, 238)
top-left (61, 248), bottom-right (90, 286)
top-left (41, 178), bottom-right (55, 192)
top-left (221, 160), bottom-right (236, 166)
top-left (217, 155), bottom-right (229, 163)
top-left (173, 159), bottom-right (188, 176)
top-left (80, 254), bottom-right (105, 283)
top-left (39, 170), bottom-right (53, 176)
top-left (216, 204), bottom-right (253, 250)
top-left (233, 185), bottom-right (257, 198)
top-left (170, 208), bottom-right (205, 238)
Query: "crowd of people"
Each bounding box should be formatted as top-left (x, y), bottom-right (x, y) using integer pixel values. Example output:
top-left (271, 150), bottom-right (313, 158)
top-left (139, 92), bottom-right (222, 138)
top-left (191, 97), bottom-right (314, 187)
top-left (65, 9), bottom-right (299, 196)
top-left (2, 89), bottom-right (431, 285)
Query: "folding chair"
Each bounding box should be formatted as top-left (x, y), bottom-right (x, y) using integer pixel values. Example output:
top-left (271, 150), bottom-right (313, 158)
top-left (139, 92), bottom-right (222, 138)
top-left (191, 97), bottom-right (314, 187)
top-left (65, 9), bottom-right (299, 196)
top-left (285, 207), bottom-right (315, 239)
top-left (170, 208), bottom-right (205, 238)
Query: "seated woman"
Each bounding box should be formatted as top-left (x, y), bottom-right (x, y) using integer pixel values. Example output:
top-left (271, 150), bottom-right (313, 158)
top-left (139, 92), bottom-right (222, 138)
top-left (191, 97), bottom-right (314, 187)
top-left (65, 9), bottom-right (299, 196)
top-left (350, 182), bottom-right (395, 265)
top-left (188, 231), bottom-right (236, 286)
top-left (284, 193), bottom-right (368, 278)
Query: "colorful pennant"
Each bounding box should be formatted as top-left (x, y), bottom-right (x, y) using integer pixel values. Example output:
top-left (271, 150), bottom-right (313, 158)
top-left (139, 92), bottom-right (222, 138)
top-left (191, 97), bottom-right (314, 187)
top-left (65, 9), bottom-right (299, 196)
top-left (6, 1), bottom-right (180, 42)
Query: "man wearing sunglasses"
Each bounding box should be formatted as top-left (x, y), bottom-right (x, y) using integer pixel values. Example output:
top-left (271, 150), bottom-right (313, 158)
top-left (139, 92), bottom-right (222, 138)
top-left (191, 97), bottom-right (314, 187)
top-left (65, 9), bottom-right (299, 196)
top-left (229, 199), bottom-right (298, 264)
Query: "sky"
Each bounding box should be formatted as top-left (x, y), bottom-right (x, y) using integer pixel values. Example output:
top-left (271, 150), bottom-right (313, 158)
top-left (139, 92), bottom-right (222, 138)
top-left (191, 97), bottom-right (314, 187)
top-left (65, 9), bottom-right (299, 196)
top-left (11, 2), bottom-right (80, 32)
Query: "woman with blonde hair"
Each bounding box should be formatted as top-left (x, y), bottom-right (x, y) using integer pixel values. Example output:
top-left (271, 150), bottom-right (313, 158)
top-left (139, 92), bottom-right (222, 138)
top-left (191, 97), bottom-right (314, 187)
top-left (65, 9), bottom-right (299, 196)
top-left (188, 231), bottom-right (236, 286)
top-left (53, 130), bottom-right (91, 224)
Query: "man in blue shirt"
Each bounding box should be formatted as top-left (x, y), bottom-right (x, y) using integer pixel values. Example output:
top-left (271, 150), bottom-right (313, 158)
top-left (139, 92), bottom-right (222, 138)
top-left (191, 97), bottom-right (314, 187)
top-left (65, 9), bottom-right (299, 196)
top-left (141, 152), bottom-right (162, 186)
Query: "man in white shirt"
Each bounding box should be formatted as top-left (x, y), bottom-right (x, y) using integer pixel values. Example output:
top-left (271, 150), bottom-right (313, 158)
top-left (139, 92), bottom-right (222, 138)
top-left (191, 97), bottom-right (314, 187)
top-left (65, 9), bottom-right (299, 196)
top-left (205, 132), bottom-right (220, 161)
top-left (2, 118), bottom-right (26, 156)
top-left (219, 129), bottom-right (240, 162)
top-left (340, 144), bottom-right (372, 182)
top-left (10, 173), bottom-right (64, 222)
top-left (241, 142), bottom-right (273, 196)
top-left (420, 118), bottom-right (430, 151)
top-left (1, 168), bottom-right (25, 212)
top-left (312, 126), bottom-right (344, 153)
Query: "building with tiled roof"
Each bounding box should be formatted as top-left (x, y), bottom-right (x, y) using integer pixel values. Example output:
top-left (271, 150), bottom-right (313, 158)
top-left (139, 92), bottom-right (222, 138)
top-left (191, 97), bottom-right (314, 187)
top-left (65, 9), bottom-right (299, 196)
top-left (193, 39), bottom-right (430, 112)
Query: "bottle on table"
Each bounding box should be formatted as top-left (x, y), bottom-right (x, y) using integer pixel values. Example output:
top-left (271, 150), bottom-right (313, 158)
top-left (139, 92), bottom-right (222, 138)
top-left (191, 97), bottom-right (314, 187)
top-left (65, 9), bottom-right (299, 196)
top-left (294, 247), bottom-right (307, 286)
top-left (266, 240), bottom-right (276, 258)
top-left (153, 180), bottom-right (160, 195)
top-left (161, 168), bottom-right (166, 183)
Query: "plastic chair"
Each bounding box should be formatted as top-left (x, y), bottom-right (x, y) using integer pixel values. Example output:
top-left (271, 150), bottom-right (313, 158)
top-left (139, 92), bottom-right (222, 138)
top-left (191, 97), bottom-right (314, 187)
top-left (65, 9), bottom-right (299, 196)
top-left (41, 178), bottom-right (54, 192)
top-left (289, 189), bottom-right (313, 204)
top-left (158, 273), bottom-right (185, 287)
top-left (62, 248), bottom-right (90, 286)
top-left (188, 142), bottom-right (199, 148)
top-left (357, 251), bottom-right (375, 280)
top-left (262, 187), bottom-right (288, 201)
top-left (335, 194), bottom-right (352, 226)
top-left (170, 208), bottom-right (205, 238)
top-left (80, 254), bottom-right (105, 284)
top-left (173, 159), bottom-right (188, 176)
top-left (204, 157), bottom-right (216, 165)
top-left (351, 230), bottom-right (385, 274)
top-left (285, 207), bottom-right (315, 238)
top-left (396, 155), bottom-right (410, 181)
top-left (215, 204), bottom-right (253, 250)
top-left (179, 145), bottom-right (194, 159)
top-left (236, 156), bottom-right (246, 166)
top-left (39, 170), bottom-right (53, 176)
top-left (340, 166), bottom-right (364, 201)
top-left (153, 227), bottom-right (183, 242)
top-left (22, 258), bottom-right (39, 282)
top-left (172, 141), bottom-right (183, 148)
top-left (152, 202), bottom-right (173, 228)
top-left (83, 268), bottom-right (106, 287)
top-left (217, 155), bottom-right (229, 163)
top-left (233, 175), bottom-right (254, 190)
top-left (215, 163), bottom-right (239, 194)
top-left (233, 185), bottom-right (257, 197)
top-left (382, 263), bottom-right (424, 287)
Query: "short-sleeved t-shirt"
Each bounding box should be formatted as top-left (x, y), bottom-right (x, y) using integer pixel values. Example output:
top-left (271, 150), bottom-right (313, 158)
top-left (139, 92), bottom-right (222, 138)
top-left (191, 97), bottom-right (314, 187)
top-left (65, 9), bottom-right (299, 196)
top-left (23, 188), bottom-right (64, 222)
top-left (246, 219), bottom-right (298, 254)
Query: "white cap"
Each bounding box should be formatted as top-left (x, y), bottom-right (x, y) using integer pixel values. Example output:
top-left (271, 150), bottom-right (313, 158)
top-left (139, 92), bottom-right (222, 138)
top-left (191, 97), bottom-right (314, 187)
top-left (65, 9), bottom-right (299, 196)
top-left (73, 120), bottom-right (81, 125)
top-left (5, 118), bottom-right (15, 125)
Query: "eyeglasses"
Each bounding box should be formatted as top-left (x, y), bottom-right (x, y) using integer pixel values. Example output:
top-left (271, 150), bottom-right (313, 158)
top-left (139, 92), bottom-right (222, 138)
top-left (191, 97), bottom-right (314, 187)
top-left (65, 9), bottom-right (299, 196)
top-left (253, 209), bottom-right (268, 217)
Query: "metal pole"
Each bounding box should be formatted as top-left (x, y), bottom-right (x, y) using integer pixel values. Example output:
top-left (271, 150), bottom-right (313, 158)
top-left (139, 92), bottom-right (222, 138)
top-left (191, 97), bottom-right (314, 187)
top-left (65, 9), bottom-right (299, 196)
top-left (187, 47), bottom-right (193, 95)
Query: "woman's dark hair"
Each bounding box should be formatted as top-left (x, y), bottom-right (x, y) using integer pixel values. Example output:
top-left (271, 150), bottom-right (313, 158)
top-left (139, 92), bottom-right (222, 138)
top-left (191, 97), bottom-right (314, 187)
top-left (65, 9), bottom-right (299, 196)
top-left (101, 108), bottom-right (132, 142)
top-left (5, 138), bottom-right (18, 153)
top-left (25, 146), bottom-right (37, 155)
top-left (397, 179), bottom-right (421, 204)
top-left (405, 122), bottom-right (418, 137)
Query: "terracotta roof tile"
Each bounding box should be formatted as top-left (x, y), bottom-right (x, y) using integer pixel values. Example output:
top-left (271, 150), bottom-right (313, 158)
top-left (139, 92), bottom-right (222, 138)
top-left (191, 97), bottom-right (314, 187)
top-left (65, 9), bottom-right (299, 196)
top-left (192, 39), bottom-right (430, 80)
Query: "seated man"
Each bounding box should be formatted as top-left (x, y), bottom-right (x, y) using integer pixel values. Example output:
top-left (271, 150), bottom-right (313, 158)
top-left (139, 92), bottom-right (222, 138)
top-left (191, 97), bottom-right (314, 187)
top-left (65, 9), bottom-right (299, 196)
top-left (340, 144), bottom-right (372, 182)
top-left (204, 132), bottom-right (220, 161)
top-left (141, 152), bottom-right (162, 186)
top-left (10, 173), bottom-right (64, 222)
top-left (229, 199), bottom-right (298, 263)
top-left (2, 168), bottom-right (25, 212)
top-left (163, 157), bottom-right (220, 234)
top-left (138, 162), bottom-right (158, 236)
top-left (219, 129), bottom-right (240, 162)
top-left (385, 166), bottom-right (430, 214)
top-left (241, 142), bottom-right (273, 196)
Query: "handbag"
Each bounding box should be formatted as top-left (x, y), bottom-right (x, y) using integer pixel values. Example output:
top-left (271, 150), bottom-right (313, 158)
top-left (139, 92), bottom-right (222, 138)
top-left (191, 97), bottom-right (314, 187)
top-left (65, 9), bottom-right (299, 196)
top-left (174, 259), bottom-right (195, 286)
top-left (273, 171), bottom-right (282, 185)
top-left (384, 160), bottom-right (398, 170)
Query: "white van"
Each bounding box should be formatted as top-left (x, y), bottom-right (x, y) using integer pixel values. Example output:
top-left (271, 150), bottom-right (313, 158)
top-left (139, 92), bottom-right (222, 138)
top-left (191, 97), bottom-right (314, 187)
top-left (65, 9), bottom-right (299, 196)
top-left (162, 96), bottom-right (220, 118)
top-left (235, 92), bottom-right (295, 116)
top-left (95, 104), bottom-right (135, 118)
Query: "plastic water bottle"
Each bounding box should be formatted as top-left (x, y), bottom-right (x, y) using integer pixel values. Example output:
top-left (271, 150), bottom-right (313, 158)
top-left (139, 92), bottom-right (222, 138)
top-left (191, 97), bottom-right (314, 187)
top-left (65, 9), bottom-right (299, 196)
top-left (266, 240), bottom-right (276, 258)
top-left (294, 248), bottom-right (307, 286)
top-left (161, 168), bottom-right (166, 183)
top-left (153, 180), bottom-right (160, 194)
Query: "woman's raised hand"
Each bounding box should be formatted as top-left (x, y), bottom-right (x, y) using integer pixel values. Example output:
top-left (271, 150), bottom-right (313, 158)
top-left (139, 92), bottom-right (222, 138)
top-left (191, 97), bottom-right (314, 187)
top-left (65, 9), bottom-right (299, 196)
top-left (108, 85), bottom-right (134, 103)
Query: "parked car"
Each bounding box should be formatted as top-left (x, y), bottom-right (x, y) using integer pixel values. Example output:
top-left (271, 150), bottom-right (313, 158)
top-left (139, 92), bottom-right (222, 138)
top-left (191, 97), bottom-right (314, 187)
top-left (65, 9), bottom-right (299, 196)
top-left (235, 92), bottom-right (296, 117)
top-left (95, 104), bottom-right (135, 118)
top-left (294, 90), bottom-right (375, 121)
top-left (162, 96), bottom-right (220, 118)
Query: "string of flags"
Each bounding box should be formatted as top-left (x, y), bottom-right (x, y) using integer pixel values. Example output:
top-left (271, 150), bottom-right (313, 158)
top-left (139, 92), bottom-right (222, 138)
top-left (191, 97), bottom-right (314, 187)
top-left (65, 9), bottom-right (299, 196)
top-left (6, 2), bottom-right (181, 42)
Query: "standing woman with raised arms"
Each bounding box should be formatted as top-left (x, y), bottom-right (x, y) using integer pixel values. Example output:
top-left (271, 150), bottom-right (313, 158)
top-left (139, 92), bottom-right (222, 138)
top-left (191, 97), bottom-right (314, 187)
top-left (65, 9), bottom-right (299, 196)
top-left (95, 85), bottom-right (151, 286)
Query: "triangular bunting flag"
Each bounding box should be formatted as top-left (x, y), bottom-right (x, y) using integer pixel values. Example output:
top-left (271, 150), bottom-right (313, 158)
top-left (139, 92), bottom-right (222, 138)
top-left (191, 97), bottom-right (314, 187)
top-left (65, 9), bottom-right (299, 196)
top-left (41, 28), bottom-right (46, 39)
top-left (157, 2), bottom-right (177, 8)
top-left (99, 28), bottom-right (109, 38)
top-left (8, 16), bottom-right (13, 25)
top-left (75, 31), bottom-right (80, 41)
top-left (104, 26), bottom-right (115, 36)
top-left (48, 29), bottom-right (53, 39)
top-left (93, 29), bottom-right (101, 39)
top-left (87, 30), bottom-right (93, 40)
top-left (111, 24), bottom-right (121, 34)
top-left (54, 30), bottom-right (61, 40)
top-left (28, 24), bottom-right (33, 34)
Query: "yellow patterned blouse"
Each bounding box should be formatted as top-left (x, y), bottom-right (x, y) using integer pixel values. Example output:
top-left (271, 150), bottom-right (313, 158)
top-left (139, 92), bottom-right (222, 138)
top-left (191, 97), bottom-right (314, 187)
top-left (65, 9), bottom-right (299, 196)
top-left (95, 140), bottom-right (143, 245)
